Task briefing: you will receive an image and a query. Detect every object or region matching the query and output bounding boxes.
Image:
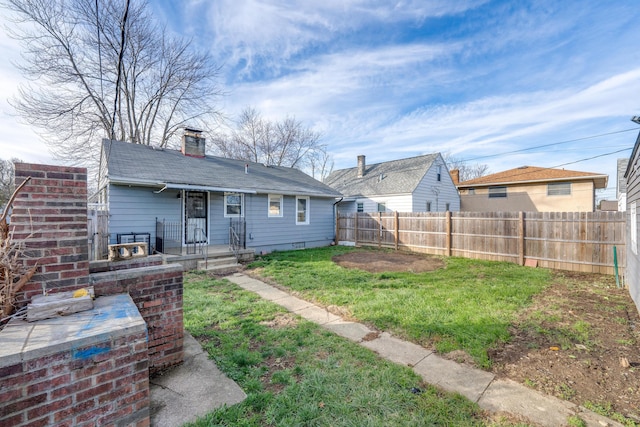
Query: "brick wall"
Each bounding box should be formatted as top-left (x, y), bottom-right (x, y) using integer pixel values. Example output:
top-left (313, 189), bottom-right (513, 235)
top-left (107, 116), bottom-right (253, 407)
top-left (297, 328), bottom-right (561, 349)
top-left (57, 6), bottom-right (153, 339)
top-left (12, 163), bottom-right (89, 304)
top-left (2, 163), bottom-right (185, 425)
top-left (89, 264), bottom-right (184, 373)
top-left (0, 295), bottom-right (150, 427)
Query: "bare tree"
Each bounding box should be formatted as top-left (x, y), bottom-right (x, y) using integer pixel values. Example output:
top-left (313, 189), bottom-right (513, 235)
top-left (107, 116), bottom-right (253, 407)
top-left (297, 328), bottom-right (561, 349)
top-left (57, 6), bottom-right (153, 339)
top-left (0, 158), bottom-right (21, 210)
top-left (213, 107), bottom-right (332, 174)
top-left (3, 0), bottom-right (221, 167)
top-left (443, 154), bottom-right (489, 182)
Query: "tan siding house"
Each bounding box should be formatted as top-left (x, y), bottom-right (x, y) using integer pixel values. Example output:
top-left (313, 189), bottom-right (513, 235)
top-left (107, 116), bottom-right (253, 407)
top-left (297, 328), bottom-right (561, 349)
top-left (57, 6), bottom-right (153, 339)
top-left (456, 166), bottom-right (607, 212)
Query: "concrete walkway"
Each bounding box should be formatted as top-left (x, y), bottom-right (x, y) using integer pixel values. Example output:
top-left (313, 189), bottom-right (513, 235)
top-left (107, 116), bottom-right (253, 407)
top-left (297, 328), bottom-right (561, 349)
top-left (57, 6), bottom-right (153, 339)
top-left (150, 333), bottom-right (247, 427)
top-left (227, 273), bottom-right (622, 427)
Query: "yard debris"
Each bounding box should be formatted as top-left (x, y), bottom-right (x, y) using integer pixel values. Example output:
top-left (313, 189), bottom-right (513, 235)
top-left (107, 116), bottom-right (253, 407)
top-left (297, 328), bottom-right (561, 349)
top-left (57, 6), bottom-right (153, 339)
top-left (620, 357), bottom-right (630, 368)
top-left (1, 177), bottom-right (37, 323)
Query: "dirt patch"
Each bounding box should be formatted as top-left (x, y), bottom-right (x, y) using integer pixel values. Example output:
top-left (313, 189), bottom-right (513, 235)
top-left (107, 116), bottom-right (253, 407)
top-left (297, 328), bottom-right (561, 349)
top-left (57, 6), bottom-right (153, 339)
top-left (333, 250), bottom-right (640, 422)
top-left (489, 271), bottom-right (640, 422)
top-left (259, 312), bottom-right (298, 329)
top-left (332, 250), bottom-right (445, 273)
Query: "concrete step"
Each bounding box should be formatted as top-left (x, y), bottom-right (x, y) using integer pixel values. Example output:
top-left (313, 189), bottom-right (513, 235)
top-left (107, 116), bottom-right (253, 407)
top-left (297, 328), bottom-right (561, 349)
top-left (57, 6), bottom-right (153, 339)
top-left (197, 257), bottom-right (241, 274)
top-left (197, 256), bottom-right (237, 268)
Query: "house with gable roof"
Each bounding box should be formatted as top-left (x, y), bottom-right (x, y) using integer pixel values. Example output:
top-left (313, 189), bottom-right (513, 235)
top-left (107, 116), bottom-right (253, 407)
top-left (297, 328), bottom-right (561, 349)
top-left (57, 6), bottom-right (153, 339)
top-left (94, 130), bottom-right (342, 255)
top-left (324, 154), bottom-right (460, 214)
top-left (456, 165), bottom-right (608, 212)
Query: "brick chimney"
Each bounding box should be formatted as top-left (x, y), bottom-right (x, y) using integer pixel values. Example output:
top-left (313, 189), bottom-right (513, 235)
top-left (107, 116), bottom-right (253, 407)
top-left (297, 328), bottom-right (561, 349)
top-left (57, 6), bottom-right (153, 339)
top-left (181, 128), bottom-right (205, 158)
top-left (450, 169), bottom-right (460, 185)
top-left (357, 155), bottom-right (366, 178)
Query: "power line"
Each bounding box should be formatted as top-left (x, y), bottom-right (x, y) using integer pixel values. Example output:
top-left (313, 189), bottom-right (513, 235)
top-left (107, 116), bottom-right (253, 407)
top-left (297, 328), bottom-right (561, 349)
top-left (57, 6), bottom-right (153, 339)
top-left (459, 128), bottom-right (637, 163)
top-left (458, 147), bottom-right (632, 185)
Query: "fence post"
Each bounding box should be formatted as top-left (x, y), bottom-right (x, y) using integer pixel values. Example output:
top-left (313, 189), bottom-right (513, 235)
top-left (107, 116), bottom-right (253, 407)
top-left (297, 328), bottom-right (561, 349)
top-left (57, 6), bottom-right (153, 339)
top-left (335, 212), bottom-right (340, 245)
top-left (378, 212), bottom-right (382, 248)
top-left (445, 211), bottom-right (452, 256)
top-left (394, 211), bottom-right (399, 250)
top-left (354, 213), bottom-right (358, 246)
top-left (518, 211), bottom-right (525, 266)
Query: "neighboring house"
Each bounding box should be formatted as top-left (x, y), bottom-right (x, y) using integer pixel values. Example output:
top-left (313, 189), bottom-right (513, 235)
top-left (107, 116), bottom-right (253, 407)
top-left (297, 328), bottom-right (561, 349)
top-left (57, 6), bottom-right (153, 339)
top-left (624, 130), bottom-right (640, 314)
top-left (457, 166), bottom-right (608, 212)
top-left (324, 153), bottom-right (460, 214)
top-left (95, 131), bottom-right (342, 254)
top-left (618, 158), bottom-right (629, 212)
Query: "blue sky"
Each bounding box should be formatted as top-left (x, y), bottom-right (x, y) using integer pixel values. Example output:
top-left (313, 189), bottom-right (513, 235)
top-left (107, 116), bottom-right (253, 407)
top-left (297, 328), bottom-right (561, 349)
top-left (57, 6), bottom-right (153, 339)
top-left (1, 0), bottom-right (640, 200)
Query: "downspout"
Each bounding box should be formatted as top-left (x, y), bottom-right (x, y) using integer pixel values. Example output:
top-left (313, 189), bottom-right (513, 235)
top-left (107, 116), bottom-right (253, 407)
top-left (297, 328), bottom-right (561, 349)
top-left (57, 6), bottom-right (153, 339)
top-left (333, 197), bottom-right (344, 245)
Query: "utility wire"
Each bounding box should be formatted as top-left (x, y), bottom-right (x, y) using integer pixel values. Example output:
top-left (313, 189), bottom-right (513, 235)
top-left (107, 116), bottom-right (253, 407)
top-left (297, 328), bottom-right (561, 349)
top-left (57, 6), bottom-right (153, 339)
top-left (459, 147), bottom-right (632, 185)
top-left (459, 128), bottom-right (637, 163)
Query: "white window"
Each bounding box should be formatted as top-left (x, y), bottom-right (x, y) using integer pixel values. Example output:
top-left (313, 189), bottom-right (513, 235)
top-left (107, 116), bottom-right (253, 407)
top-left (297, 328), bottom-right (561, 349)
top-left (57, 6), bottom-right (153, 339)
top-left (356, 202), bottom-right (364, 213)
top-left (547, 182), bottom-right (571, 196)
top-left (296, 196), bottom-right (309, 225)
top-left (268, 194), bottom-right (283, 217)
top-left (224, 193), bottom-right (243, 217)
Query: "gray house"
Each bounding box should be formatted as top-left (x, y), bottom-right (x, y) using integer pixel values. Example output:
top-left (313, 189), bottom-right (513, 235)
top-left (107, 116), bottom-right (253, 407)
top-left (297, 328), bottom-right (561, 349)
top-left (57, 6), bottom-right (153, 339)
top-left (624, 130), bottom-right (640, 314)
top-left (325, 154), bottom-right (460, 214)
top-left (95, 131), bottom-right (342, 255)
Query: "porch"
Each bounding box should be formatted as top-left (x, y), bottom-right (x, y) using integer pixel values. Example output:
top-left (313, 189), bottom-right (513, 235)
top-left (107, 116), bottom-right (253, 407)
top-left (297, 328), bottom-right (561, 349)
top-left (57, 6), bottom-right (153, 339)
top-left (160, 244), bottom-right (255, 273)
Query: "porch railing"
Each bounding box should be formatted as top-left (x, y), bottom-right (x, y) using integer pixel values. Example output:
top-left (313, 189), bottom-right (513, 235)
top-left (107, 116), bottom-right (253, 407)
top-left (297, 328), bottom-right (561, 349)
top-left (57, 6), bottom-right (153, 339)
top-left (229, 217), bottom-right (246, 262)
top-left (187, 227), bottom-right (207, 255)
top-left (156, 218), bottom-right (182, 255)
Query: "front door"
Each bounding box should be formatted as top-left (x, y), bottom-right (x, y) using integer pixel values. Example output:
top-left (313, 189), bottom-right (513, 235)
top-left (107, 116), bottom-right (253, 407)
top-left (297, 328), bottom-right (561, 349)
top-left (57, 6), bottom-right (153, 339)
top-left (184, 191), bottom-right (207, 244)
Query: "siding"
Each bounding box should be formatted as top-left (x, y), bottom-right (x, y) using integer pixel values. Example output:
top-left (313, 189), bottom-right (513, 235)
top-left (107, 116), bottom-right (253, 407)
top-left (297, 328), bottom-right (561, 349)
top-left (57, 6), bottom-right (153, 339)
top-left (109, 185), bottom-right (337, 253)
top-left (626, 150), bottom-right (640, 312)
top-left (108, 185), bottom-right (181, 247)
top-left (412, 159), bottom-right (460, 212)
top-left (245, 194), bottom-right (336, 253)
top-left (336, 197), bottom-right (410, 214)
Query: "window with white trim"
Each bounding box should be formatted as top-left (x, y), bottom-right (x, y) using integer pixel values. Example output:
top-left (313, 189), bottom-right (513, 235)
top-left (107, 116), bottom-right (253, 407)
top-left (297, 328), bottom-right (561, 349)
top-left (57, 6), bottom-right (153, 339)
top-left (356, 202), bottom-right (364, 213)
top-left (547, 182), bottom-right (571, 196)
top-left (296, 196), bottom-right (309, 224)
top-left (224, 193), bottom-right (243, 217)
top-left (268, 194), bottom-right (283, 217)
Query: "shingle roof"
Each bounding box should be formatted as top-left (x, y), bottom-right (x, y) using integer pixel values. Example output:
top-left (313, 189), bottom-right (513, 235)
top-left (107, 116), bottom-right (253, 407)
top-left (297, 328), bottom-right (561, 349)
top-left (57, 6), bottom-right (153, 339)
top-left (324, 153), bottom-right (439, 198)
top-left (457, 165), bottom-right (608, 189)
top-left (103, 140), bottom-right (342, 198)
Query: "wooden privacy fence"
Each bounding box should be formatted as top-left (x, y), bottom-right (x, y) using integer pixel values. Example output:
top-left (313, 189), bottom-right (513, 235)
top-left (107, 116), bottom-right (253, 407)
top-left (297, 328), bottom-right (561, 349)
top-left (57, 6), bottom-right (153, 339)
top-left (336, 211), bottom-right (626, 275)
top-left (88, 208), bottom-right (109, 260)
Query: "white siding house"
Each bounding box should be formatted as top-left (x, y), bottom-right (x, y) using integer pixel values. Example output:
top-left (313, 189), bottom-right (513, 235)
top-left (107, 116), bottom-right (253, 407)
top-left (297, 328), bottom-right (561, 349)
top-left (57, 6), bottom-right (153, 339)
top-left (324, 154), bottom-right (460, 214)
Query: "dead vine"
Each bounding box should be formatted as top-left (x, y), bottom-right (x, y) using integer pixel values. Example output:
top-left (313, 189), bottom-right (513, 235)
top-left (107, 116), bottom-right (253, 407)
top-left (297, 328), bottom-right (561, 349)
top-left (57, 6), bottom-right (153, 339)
top-left (1, 177), bottom-right (37, 323)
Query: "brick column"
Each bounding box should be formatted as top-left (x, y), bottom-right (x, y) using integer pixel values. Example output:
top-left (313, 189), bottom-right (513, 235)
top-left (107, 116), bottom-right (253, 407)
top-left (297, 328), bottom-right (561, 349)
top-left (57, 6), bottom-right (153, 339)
top-left (11, 163), bottom-right (89, 303)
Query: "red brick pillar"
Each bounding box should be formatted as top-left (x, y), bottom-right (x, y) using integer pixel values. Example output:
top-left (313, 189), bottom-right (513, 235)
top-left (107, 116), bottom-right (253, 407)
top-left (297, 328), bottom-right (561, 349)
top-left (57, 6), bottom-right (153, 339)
top-left (11, 163), bottom-right (89, 303)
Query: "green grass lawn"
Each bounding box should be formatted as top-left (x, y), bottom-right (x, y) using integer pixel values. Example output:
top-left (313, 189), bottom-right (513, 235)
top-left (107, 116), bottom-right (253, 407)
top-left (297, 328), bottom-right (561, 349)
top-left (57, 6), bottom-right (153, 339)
top-left (183, 273), bottom-right (500, 426)
top-left (248, 246), bottom-right (551, 368)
